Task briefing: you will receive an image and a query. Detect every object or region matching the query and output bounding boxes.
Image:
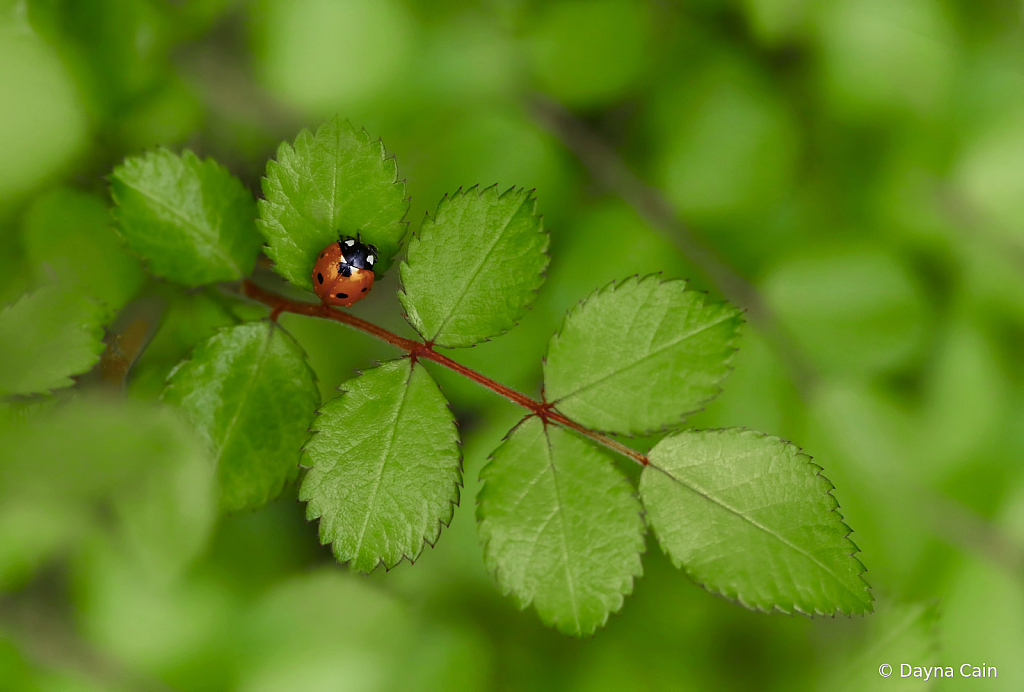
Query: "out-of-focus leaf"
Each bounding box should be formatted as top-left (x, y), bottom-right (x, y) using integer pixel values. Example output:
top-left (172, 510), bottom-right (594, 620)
top-left (0, 396), bottom-right (214, 586)
top-left (300, 359), bottom-right (461, 572)
top-left (0, 283), bottom-right (105, 396)
top-left (0, 33), bottom-right (87, 203)
top-left (253, 0), bottom-right (414, 112)
top-left (111, 148), bottom-right (261, 286)
top-left (258, 117), bottom-right (408, 286)
top-left (237, 569), bottom-right (412, 692)
top-left (528, 0), bottom-right (651, 107)
top-left (654, 59), bottom-right (798, 225)
top-left (0, 396), bottom-right (206, 502)
top-left (163, 321), bottom-right (320, 512)
top-left (762, 249), bottom-right (927, 375)
top-left (544, 276), bottom-right (742, 435)
top-left (640, 429), bottom-right (872, 615)
top-left (400, 186), bottom-right (548, 348)
top-left (816, 0), bottom-right (955, 120)
top-left (21, 186), bottom-right (144, 312)
top-left (822, 602), bottom-right (938, 692)
top-left (128, 288), bottom-right (266, 400)
top-left (477, 417), bottom-right (644, 636)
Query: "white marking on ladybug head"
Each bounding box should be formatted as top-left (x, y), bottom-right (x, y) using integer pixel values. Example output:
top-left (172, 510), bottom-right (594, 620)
top-left (367, 255), bottom-right (375, 265)
top-left (345, 239), bottom-right (355, 246)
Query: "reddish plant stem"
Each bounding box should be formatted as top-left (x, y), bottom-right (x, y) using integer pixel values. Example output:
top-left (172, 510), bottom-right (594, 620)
top-left (243, 280), bottom-right (649, 466)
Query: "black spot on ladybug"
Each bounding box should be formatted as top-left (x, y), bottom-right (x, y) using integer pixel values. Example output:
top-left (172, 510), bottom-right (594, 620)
top-left (336, 293), bottom-right (348, 299)
top-left (317, 273), bottom-right (324, 284)
top-left (361, 288), bottom-right (367, 292)
top-left (340, 265), bottom-right (352, 277)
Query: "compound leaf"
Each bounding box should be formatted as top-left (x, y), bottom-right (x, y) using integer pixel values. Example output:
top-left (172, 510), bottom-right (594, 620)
top-left (400, 186), bottom-right (548, 347)
top-left (300, 359), bottom-right (461, 572)
top-left (259, 118), bottom-right (409, 288)
top-left (163, 321), bottom-right (320, 512)
top-left (111, 149), bottom-right (262, 286)
top-left (544, 275), bottom-right (742, 435)
top-left (640, 428), bottom-right (872, 615)
top-left (0, 283), bottom-right (105, 396)
top-left (477, 417), bottom-right (644, 636)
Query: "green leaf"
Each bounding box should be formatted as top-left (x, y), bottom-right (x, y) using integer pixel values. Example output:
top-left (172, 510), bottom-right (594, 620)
top-left (21, 186), bottom-right (144, 313)
top-left (543, 276), bottom-right (742, 435)
top-left (399, 186), bottom-right (549, 348)
top-left (111, 148), bottom-right (262, 286)
top-left (0, 395), bottom-right (212, 519)
top-left (300, 359), bottom-right (461, 572)
top-left (477, 417), bottom-right (644, 636)
top-left (640, 429), bottom-right (871, 615)
top-left (0, 395), bottom-right (216, 589)
top-left (0, 283), bottom-right (105, 396)
top-left (824, 602), bottom-right (938, 692)
top-left (258, 118), bottom-right (409, 288)
top-left (163, 321), bottom-right (320, 512)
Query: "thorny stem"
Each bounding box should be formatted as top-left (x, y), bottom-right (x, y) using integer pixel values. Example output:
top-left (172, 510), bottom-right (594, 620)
top-left (242, 280), bottom-right (649, 466)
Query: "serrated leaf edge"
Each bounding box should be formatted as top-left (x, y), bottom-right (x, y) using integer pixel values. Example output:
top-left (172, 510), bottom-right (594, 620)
top-left (398, 184), bottom-right (550, 348)
top-left (257, 117), bottom-right (410, 287)
top-left (476, 416), bottom-right (647, 637)
top-left (111, 148), bottom-right (257, 283)
top-left (543, 274), bottom-right (744, 438)
top-left (0, 284), bottom-right (107, 398)
top-left (644, 427), bottom-right (872, 618)
top-left (161, 319), bottom-right (320, 511)
top-left (299, 358), bottom-right (463, 573)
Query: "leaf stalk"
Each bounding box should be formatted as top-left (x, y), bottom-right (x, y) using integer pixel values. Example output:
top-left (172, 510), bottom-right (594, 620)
top-left (242, 280), bottom-right (649, 466)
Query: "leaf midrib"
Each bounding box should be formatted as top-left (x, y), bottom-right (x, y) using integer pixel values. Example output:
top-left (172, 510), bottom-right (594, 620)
top-left (214, 325), bottom-right (275, 469)
top-left (551, 309), bottom-right (735, 404)
top-left (543, 427), bottom-right (582, 635)
top-left (120, 178), bottom-right (242, 276)
top-left (651, 461), bottom-right (865, 606)
top-left (351, 363), bottom-right (414, 563)
top-left (430, 193), bottom-right (531, 340)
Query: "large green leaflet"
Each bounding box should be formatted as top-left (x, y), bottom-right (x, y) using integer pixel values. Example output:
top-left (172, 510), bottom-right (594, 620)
top-left (640, 429), bottom-right (872, 615)
top-left (300, 359), bottom-right (461, 572)
top-left (258, 118), bottom-right (409, 287)
top-left (163, 321), bottom-right (320, 512)
top-left (111, 149), bottom-right (262, 286)
top-left (477, 418), bottom-right (645, 636)
top-left (544, 276), bottom-right (742, 435)
top-left (0, 284), bottom-right (106, 396)
top-left (399, 186), bottom-right (549, 348)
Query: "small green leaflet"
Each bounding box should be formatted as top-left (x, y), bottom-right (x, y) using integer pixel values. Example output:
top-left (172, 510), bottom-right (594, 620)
top-left (544, 276), bottom-right (742, 435)
top-left (300, 359), bottom-right (461, 572)
top-left (400, 186), bottom-right (549, 348)
top-left (640, 429), bottom-right (872, 615)
top-left (258, 118), bottom-right (409, 288)
top-left (477, 417), bottom-right (644, 636)
top-left (0, 284), bottom-right (105, 396)
top-left (111, 149), bottom-right (262, 286)
top-left (163, 321), bottom-right (320, 512)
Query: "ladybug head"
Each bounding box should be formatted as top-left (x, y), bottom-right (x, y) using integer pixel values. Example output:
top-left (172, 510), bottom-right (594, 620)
top-left (338, 235), bottom-right (379, 273)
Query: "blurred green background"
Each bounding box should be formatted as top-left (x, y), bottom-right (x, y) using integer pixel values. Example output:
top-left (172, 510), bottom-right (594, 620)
top-left (2, 0), bottom-right (1024, 690)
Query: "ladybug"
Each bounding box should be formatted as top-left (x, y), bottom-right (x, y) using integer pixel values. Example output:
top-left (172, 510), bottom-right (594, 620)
top-left (311, 235), bottom-right (379, 307)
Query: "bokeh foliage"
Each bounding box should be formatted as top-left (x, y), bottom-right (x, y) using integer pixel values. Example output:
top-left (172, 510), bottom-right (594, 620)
top-left (2, 0), bottom-right (1024, 690)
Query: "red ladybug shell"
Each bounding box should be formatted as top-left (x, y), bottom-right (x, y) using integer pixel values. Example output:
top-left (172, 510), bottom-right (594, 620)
top-left (311, 237), bottom-right (378, 307)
